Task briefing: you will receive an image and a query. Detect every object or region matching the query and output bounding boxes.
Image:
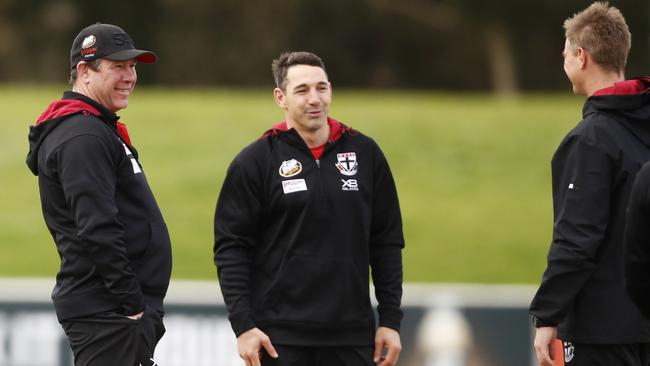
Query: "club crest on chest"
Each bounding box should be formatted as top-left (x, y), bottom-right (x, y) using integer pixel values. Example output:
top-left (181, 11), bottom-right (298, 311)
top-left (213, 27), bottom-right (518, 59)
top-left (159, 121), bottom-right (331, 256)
top-left (335, 152), bottom-right (358, 176)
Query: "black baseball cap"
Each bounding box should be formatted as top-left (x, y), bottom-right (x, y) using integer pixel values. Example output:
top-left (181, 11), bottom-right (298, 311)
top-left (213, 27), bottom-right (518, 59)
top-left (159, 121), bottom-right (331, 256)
top-left (70, 23), bottom-right (157, 69)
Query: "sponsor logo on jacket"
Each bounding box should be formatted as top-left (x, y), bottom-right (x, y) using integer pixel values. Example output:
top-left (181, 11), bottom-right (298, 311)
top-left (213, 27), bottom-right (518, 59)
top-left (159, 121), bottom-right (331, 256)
top-left (282, 179), bottom-right (307, 194)
top-left (341, 179), bottom-right (358, 191)
top-left (335, 152), bottom-right (358, 176)
top-left (279, 159), bottom-right (302, 177)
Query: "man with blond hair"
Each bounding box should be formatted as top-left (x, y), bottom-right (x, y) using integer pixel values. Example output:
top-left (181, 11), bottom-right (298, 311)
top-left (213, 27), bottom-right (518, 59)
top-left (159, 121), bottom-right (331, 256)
top-left (530, 2), bottom-right (650, 366)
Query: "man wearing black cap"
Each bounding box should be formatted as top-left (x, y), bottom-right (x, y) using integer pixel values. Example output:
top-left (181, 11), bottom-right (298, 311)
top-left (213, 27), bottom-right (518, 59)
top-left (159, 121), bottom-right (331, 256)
top-left (26, 23), bottom-right (171, 366)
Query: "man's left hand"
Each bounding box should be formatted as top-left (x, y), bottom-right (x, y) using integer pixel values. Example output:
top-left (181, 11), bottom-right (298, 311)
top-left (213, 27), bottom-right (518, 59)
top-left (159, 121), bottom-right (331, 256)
top-left (533, 326), bottom-right (558, 366)
top-left (374, 326), bottom-right (401, 366)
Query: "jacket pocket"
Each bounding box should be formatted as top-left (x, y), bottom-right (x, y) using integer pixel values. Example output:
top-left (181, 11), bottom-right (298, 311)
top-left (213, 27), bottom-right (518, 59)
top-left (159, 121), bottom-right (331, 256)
top-left (133, 222), bottom-right (172, 292)
top-left (258, 255), bottom-right (370, 326)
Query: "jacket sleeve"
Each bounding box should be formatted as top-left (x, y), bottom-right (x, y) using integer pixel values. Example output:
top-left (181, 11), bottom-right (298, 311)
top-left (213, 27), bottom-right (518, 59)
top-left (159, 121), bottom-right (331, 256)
top-left (214, 155), bottom-right (262, 336)
top-left (369, 142), bottom-right (405, 332)
top-left (530, 135), bottom-right (613, 325)
top-left (624, 162), bottom-right (650, 319)
top-left (56, 134), bottom-right (145, 315)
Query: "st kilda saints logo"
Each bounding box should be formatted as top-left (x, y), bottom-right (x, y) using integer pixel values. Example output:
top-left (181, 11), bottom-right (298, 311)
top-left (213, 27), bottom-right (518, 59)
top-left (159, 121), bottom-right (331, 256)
top-left (335, 152), bottom-right (358, 176)
top-left (564, 341), bottom-right (574, 363)
top-left (279, 159), bottom-right (302, 178)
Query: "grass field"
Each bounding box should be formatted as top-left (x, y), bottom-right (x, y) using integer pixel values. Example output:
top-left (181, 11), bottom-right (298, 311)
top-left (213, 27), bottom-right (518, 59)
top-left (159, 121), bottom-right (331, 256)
top-left (0, 84), bottom-right (583, 283)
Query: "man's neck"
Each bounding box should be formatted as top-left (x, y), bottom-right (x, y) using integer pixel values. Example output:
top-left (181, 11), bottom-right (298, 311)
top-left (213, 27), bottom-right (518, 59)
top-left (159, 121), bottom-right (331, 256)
top-left (66, 88), bottom-right (116, 119)
top-left (287, 120), bottom-right (330, 148)
top-left (72, 83), bottom-right (88, 97)
top-left (585, 70), bottom-right (625, 96)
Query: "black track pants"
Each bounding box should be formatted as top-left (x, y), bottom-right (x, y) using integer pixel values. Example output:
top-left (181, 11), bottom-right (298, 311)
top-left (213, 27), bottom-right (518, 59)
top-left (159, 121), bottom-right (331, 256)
top-left (557, 341), bottom-right (650, 366)
top-left (260, 345), bottom-right (375, 366)
top-left (61, 306), bottom-right (165, 366)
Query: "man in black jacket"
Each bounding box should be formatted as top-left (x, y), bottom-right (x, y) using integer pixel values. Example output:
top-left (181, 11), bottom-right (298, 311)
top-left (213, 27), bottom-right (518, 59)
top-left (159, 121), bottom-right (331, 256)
top-left (625, 162), bottom-right (650, 319)
top-left (530, 3), bottom-right (650, 366)
top-left (214, 51), bottom-right (404, 366)
top-left (26, 23), bottom-right (171, 366)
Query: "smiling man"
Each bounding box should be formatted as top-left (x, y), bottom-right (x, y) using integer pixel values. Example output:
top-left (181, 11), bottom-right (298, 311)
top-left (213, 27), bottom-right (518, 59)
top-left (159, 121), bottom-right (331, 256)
top-left (26, 23), bottom-right (171, 366)
top-left (214, 51), bottom-right (405, 366)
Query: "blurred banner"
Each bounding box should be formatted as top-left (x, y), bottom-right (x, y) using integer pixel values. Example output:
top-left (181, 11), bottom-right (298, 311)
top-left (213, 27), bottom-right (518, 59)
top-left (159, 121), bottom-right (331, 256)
top-left (0, 279), bottom-right (536, 366)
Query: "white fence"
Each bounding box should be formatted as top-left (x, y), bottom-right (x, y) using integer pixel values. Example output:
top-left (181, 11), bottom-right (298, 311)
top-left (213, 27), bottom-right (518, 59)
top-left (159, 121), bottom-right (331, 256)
top-left (0, 279), bottom-right (537, 366)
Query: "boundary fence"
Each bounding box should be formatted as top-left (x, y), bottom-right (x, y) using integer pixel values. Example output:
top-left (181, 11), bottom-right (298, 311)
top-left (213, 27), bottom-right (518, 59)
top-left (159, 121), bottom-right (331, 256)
top-left (0, 279), bottom-right (536, 366)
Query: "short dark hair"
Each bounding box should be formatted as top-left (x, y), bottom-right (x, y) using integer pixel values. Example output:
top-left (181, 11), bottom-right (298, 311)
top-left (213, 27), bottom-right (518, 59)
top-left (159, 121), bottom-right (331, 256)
top-left (272, 51), bottom-right (326, 91)
top-left (68, 59), bottom-right (102, 85)
top-left (564, 2), bottom-right (630, 74)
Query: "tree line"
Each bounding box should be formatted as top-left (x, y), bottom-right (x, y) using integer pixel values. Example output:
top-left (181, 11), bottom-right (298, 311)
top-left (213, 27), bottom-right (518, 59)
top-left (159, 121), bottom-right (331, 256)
top-left (0, 0), bottom-right (648, 92)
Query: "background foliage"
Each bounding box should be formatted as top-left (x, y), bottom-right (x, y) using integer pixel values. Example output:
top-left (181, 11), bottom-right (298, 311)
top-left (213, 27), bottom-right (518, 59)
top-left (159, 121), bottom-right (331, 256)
top-left (0, 0), bottom-right (648, 91)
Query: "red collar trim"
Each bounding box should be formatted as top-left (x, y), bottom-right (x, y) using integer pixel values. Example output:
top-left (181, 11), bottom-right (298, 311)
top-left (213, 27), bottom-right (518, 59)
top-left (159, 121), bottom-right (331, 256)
top-left (593, 78), bottom-right (650, 96)
top-left (310, 142), bottom-right (327, 160)
top-left (35, 99), bottom-right (132, 145)
top-left (36, 100), bottom-right (100, 125)
top-left (267, 117), bottom-right (346, 143)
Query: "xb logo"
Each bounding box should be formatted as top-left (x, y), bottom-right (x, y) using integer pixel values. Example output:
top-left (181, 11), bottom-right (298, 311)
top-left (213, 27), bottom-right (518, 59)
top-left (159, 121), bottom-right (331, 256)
top-left (341, 179), bottom-right (358, 191)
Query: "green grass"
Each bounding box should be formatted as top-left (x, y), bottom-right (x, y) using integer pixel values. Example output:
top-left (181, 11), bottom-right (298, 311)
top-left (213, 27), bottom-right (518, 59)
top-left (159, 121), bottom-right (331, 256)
top-left (0, 85), bottom-right (583, 283)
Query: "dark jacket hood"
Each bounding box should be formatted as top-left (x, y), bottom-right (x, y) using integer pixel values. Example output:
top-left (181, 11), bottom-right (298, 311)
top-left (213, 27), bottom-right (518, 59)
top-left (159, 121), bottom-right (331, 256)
top-left (26, 92), bottom-right (128, 175)
top-left (584, 77), bottom-right (650, 147)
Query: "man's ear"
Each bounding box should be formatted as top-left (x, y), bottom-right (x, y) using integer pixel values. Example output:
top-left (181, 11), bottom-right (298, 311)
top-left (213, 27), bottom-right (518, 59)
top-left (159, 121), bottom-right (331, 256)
top-left (577, 47), bottom-right (588, 70)
top-left (273, 87), bottom-right (286, 108)
top-left (76, 62), bottom-right (91, 83)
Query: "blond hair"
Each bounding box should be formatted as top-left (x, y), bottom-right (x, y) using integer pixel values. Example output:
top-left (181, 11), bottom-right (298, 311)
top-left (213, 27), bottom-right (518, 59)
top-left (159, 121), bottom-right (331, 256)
top-left (564, 2), bottom-right (630, 73)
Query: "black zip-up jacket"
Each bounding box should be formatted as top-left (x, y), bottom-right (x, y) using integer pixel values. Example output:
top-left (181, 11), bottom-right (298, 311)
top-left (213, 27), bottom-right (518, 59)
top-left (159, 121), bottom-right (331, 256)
top-left (530, 78), bottom-right (650, 343)
top-left (26, 91), bottom-right (172, 322)
top-left (625, 161), bottom-right (650, 319)
top-left (214, 118), bottom-right (404, 346)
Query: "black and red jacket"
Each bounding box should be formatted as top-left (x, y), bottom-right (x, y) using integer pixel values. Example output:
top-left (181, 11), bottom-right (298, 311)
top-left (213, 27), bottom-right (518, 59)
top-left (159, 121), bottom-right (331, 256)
top-left (530, 78), bottom-right (650, 342)
top-left (214, 118), bottom-right (404, 346)
top-left (26, 91), bottom-right (172, 321)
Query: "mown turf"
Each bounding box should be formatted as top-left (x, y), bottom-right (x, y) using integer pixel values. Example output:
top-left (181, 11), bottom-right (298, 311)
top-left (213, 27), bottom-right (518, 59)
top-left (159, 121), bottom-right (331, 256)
top-left (0, 85), bottom-right (583, 283)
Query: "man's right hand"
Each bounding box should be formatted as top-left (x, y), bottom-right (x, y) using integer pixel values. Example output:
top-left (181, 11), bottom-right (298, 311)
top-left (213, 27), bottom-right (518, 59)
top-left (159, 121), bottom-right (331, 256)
top-left (533, 326), bottom-right (558, 366)
top-left (237, 327), bottom-right (278, 366)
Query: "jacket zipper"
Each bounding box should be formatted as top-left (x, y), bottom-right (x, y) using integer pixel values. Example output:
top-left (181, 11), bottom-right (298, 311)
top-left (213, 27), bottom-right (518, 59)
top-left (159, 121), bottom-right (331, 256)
top-left (315, 158), bottom-right (324, 197)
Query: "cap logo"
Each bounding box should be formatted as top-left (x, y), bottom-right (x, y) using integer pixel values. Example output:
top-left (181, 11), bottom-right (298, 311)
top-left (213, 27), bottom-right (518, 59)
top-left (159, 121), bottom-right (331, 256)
top-left (112, 33), bottom-right (133, 46)
top-left (82, 35), bottom-right (96, 49)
